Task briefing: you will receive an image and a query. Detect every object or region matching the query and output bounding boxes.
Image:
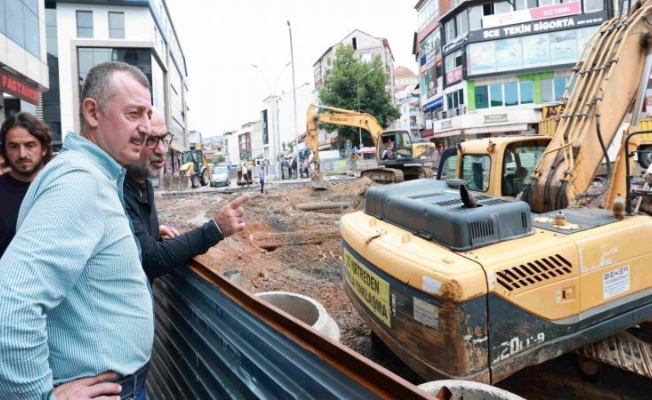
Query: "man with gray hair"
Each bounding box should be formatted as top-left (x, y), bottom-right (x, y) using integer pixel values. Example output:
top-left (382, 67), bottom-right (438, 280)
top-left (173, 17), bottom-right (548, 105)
top-left (0, 61), bottom-right (153, 399)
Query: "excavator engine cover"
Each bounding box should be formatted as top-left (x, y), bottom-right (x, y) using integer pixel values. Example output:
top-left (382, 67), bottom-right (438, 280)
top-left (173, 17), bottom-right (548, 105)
top-left (364, 179), bottom-right (533, 251)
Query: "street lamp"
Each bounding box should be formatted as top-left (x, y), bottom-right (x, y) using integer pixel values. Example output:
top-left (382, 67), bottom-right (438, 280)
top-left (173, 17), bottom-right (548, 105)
top-left (356, 67), bottom-right (375, 148)
top-left (251, 62), bottom-right (291, 179)
top-left (287, 20), bottom-right (299, 162)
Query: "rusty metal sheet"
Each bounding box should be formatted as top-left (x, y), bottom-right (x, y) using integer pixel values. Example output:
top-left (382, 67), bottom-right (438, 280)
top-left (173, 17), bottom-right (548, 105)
top-left (146, 263), bottom-right (430, 399)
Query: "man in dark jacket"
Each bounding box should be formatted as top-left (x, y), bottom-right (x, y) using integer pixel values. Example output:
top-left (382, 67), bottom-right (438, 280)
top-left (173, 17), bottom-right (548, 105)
top-left (124, 109), bottom-right (250, 281)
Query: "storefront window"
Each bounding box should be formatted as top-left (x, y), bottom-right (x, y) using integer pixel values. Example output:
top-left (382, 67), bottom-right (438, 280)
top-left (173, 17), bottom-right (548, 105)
top-left (468, 26), bottom-right (598, 76)
top-left (505, 82), bottom-right (519, 106)
top-left (476, 81), bottom-right (536, 108)
top-left (475, 86), bottom-right (489, 108)
top-left (490, 84), bottom-right (503, 107)
top-left (520, 81), bottom-right (534, 104)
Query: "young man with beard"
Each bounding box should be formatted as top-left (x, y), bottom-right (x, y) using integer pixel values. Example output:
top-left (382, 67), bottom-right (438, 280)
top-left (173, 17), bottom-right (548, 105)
top-left (0, 112), bottom-right (53, 257)
top-left (124, 109), bottom-right (250, 281)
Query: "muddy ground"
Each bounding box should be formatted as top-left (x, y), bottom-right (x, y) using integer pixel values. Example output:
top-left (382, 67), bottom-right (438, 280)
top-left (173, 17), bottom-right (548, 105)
top-left (155, 178), bottom-right (652, 399)
top-left (156, 178), bottom-right (423, 380)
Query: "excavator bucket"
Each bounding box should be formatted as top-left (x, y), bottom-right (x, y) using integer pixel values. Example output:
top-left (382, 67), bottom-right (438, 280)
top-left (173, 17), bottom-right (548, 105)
top-left (179, 175), bottom-right (190, 190)
top-left (310, 170), bottom-right (329, 190)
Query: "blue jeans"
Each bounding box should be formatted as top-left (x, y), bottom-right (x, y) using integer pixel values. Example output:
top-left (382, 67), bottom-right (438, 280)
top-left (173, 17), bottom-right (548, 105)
top-left (123, 385), bottom-right (146, 400)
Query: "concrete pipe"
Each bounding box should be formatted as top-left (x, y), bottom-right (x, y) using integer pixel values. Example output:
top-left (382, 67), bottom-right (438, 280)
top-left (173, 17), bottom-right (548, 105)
top-left (417, 380), bottom-right (525, 400)
top-left (256, 291), bottom-right (340, 342)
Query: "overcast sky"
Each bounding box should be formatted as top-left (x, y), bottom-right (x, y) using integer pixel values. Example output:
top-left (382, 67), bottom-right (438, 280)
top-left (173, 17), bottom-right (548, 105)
top-left (165, 0), bottom-right (419, 136)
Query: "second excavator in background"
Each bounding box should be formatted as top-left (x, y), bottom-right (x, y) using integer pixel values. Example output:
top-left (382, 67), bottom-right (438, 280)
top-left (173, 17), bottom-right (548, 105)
top-left (305, 104), bottom-right (436, 188)
top-left (179, 142), bottom-right (212, 189)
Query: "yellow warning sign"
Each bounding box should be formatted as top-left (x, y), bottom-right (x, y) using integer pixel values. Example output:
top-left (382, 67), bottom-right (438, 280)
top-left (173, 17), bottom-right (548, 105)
top-left (343, 248), bottom-right (391, 327)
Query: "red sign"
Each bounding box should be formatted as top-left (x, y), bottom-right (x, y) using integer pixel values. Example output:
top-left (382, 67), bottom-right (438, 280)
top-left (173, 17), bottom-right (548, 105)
top-left (530, 1), bottom-right (581, 20)
top-left (446, 66), bottom-right (463, 85)
top-left (0, 69), bottom-right (40, 105)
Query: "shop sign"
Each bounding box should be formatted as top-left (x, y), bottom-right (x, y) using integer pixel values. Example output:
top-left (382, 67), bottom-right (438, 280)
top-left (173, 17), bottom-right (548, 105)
top-left (470, 12), bottom-right (607, 42)
top-left (483, 1), bottom-right (581, 29)
top-left (0, 69), bottom-right (40, 105)
top-left (484, 114), bottom-right (508, 124)
top-left (441, 120), bottom-right (453, 129)
top-left (446, 66), bottom-right (463, 85)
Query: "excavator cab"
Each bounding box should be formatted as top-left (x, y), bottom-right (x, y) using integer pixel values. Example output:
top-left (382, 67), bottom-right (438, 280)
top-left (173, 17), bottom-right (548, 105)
top-left (378, 131), bottom-right (419, 165)
top-left (376, 130), bottom-right (435, 181)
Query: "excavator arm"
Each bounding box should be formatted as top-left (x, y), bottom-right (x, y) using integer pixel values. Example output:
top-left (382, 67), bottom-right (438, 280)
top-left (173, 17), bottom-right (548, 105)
top-left (306, 104), bottom-right (384, 173)
top-left (527, 1), bottom-right (652, 213)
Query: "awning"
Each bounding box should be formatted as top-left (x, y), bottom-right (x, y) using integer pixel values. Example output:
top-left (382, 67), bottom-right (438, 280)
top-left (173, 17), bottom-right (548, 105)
top-left (169, 142), bottom-right (185, 152)
top-left (423, 97), bottom-right (443, 112)
top-left (463, 124), bottom-right (528, 135)
top-left (420, 129), bottom-right (435, 139)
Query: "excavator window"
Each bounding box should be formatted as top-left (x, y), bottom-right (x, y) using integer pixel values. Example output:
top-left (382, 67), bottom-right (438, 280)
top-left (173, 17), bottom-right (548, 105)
top-left (381, 137), bottom-right (396, 160)
top-left (461, 154), bottom-right (491, 192)
top-left (501, 140), bottom-right (548, 196)
top-left (395, 135), bottom-right (408, 158)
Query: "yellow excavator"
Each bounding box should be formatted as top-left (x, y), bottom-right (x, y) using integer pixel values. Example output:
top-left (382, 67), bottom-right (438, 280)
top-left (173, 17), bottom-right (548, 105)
top-left (305, 104), bottom-right (435, 189)
top-left (341, 2), bottom-right (652, 385)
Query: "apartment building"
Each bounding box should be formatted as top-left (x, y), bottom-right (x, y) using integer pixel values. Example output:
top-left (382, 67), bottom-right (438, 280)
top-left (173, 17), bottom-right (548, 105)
top-left (394, 66), bottom-right (421, 137)
top-left (43, 0), bottom-right (189, 174)
top-left (311, 29), bottom-right (396, 150)
top-left (416, 0), bottom-right (610, 145)
top-left (0, 0), bottom-right (49, 125)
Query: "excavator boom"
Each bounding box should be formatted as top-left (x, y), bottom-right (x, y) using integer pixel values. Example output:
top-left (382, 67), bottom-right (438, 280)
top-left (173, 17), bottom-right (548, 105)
top-left (305, 104), bottom-right (435, 187)
top-left (528, 3), bottom-right (652, 212)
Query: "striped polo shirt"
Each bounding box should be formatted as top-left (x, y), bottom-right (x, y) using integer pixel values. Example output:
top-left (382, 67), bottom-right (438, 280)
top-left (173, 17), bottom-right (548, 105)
top-left (0, 132), bottom-right (153, 399)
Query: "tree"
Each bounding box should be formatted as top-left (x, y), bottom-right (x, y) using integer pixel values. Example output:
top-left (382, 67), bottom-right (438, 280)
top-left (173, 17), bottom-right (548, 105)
top-left (318, 44), bottom-right (400, 148)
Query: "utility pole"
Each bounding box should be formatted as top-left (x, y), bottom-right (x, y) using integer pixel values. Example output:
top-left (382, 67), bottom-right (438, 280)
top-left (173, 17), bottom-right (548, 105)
top-left (287, 21), bottom-right (299, 164)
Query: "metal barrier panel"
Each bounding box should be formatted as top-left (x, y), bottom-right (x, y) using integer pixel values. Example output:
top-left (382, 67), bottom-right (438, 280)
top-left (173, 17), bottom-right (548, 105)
top-left (145, 268), bottom-right (401, 400)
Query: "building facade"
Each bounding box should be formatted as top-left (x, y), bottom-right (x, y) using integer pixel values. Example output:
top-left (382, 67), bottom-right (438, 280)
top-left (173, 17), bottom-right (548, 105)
top-left (0, 0), bottom-right (49, 125)
top-left (311, 29), bottom-right (396, 151)
top-left (253, 81), bottom-right (314, 176)
top-left (44, 0), bottom-right (189, 173)
top-left (312, 29), bottom-right (395, 95)
top-left (394, 66), bottom-right (421, 138)
top-left (415, 0), bottom-right (610, 146)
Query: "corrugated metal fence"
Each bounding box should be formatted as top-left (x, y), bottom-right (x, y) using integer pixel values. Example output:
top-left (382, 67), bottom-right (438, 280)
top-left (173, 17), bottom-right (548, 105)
top-left (146, 265), bottom-right (430, 399)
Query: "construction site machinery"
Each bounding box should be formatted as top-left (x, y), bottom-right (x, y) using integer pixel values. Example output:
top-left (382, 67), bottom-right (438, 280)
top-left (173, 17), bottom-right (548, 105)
top-left (305, 104), bottom-right (436, 188)
top-left (179, 143), bottom-right (212, 189)
top-left (436, 135), bottom-right (553, 198)
top-left (236, 161), bottom-right (254, 186)
top-left (341, 2), bottom-right (652, 385)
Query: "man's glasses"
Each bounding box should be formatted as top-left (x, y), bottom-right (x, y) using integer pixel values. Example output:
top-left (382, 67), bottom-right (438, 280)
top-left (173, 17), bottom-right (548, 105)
top-left (145, 132), bottom-right (174, 149)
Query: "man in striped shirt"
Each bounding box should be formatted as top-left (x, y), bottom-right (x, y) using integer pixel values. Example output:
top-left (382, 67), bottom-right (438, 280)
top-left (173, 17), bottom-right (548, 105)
top-left (0, 61), bottom-right (154, 400)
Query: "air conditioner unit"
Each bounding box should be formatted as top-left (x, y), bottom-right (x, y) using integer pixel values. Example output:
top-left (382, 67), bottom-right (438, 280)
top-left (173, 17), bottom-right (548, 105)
top-left (436, 111), bottom-right (444, 120)
top-left (449, 108), bottom-right (458, 117)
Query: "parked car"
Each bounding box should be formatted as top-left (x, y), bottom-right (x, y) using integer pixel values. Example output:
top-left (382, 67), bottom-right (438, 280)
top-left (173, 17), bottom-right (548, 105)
top-left (210, 165), bottom-right (231, 187)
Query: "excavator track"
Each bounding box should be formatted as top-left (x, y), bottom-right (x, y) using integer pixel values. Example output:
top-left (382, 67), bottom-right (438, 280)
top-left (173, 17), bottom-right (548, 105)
top-left (576, 321), bottom-right (652, 378)
top-left (361, 167), bottom-right (404, 184)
